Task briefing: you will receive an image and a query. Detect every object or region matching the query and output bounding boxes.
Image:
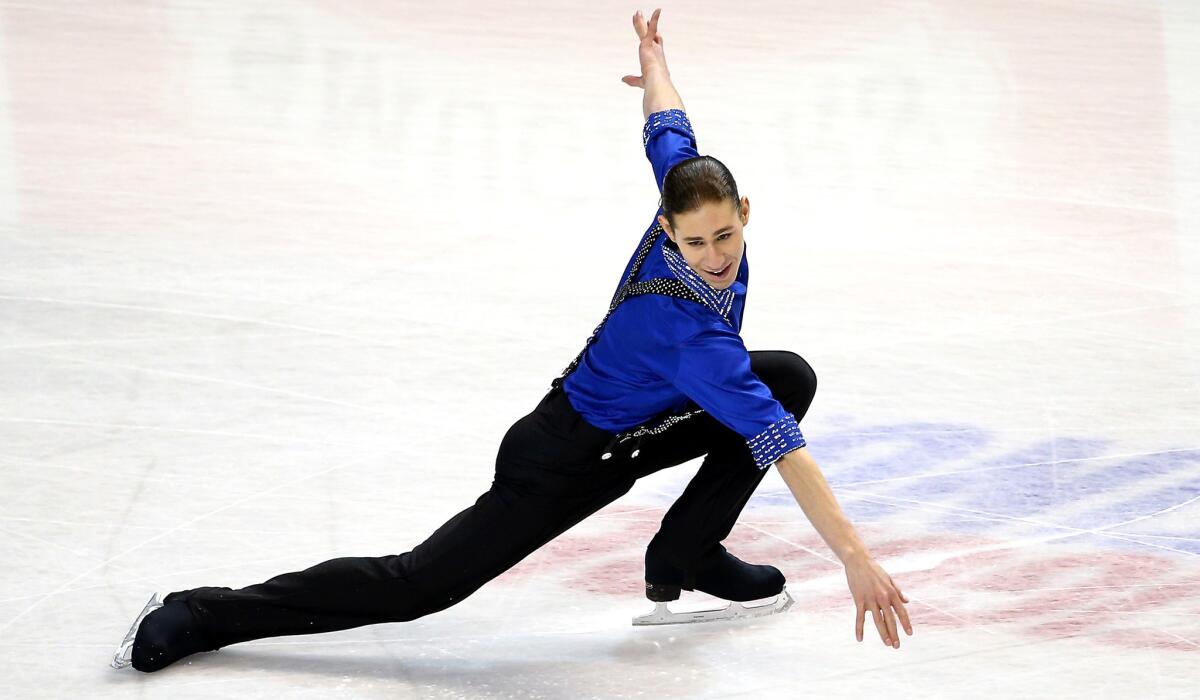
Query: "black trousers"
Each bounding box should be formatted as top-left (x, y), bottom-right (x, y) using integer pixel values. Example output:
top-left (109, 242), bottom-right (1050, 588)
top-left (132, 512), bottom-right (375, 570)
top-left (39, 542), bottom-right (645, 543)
top-left (165, 350), bottom-right (817, 650)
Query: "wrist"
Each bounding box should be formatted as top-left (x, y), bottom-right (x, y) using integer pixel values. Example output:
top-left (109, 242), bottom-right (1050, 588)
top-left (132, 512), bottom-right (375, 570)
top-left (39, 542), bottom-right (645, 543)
top-left (837, 545), bottom-right (871, 566)
top-left (642, 65), bottom-right (672, 86)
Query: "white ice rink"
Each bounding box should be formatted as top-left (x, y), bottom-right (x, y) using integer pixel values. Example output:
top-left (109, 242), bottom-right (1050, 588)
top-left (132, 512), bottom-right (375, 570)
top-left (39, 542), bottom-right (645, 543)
top-left (1, 0), bottom-right (1198, 697)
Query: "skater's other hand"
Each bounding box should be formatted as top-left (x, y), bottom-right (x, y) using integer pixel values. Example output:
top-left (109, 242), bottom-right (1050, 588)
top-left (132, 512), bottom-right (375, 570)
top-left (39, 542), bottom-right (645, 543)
top-left (621, 8), bottom-right (668, 89)
top-left (844, 555), bottom-right (912, 649)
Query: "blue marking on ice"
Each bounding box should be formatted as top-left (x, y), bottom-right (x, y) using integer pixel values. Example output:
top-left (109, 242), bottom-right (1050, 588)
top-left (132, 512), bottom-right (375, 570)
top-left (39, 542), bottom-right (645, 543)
top-left (650, 419), bottom-right (1200, 546)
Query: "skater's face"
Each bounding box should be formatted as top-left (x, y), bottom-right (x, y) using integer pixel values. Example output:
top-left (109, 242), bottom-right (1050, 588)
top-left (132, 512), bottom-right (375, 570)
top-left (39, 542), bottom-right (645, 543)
top-left (659, 196), bottom-right (749, 290)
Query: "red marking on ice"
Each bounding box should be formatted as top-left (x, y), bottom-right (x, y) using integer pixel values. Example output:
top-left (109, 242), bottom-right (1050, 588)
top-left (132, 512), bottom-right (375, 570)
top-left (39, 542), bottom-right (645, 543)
top-left (489, 511), bottom-right (1200, 652)
top-left (1096, 628), bottom-right (1199, 652)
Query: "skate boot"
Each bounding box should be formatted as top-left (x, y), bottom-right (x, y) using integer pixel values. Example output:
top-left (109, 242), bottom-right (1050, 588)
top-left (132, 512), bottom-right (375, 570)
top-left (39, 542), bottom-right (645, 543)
top-left (634, 546), bottom-right (794, 626)
top-left (112, 594), bottom-right (217, 672)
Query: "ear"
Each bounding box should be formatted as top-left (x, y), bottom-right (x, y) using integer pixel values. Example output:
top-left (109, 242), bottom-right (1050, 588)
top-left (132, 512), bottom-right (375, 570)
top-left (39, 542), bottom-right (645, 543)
top-left (740, 195), bottom-right (750, 225)
top-left (657, 214), bottom-right (674, 242)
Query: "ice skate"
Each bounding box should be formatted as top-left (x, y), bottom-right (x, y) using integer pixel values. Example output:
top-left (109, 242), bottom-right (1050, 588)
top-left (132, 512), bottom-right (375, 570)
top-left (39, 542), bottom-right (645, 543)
top-left (112, 592), bottom-right (216, 672)
top-left (633, 546), bottom-right (794, 626)
top-left (111, 593), bottom-right (163, 669)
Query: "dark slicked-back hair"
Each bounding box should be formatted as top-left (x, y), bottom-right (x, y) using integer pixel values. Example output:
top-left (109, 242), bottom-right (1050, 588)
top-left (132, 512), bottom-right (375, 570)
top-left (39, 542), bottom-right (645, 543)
top-left (659, 155), bottom-right (741, 234)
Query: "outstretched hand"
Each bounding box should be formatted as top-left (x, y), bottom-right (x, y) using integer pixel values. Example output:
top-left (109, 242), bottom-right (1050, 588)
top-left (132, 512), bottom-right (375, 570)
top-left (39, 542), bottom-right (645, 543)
top-left (621, 8), bottom-right (668, 89)
top-left (844, 554), bottom-right (913, 648)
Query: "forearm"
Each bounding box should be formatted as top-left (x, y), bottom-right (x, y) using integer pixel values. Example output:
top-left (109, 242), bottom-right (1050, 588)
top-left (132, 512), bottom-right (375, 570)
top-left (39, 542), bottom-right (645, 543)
top-left (642, 66), bottom-right (685, 119)
top-left (775, 447), bottom-right (870, 564)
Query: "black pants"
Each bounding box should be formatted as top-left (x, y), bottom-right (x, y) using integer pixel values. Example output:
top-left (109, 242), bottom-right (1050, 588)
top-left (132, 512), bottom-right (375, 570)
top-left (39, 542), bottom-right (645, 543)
top-left (165, 351), bottom-right (817, 650)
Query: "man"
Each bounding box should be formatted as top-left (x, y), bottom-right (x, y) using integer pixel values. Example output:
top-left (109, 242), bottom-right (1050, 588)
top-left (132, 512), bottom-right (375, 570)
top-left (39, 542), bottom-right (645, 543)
top-left (113, 7), bottom-right (911, 674)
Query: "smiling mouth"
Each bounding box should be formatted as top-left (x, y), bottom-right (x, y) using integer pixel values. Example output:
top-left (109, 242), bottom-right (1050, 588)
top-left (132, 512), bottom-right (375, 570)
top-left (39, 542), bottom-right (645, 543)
top-left (705, 262), bottom-right (731, 277)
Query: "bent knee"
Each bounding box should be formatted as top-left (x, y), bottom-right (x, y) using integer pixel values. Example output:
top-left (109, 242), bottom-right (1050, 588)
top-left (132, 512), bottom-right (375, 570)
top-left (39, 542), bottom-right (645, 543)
top-left (753, 350), bottom-right (817, 417)
top-left (787, 352), bottom-right (817, 399)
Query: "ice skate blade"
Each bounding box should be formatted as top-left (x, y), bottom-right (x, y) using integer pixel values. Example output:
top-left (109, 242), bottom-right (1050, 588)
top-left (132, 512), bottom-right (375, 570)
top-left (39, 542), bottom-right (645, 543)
top-left (632, 589), bottom-right (794, 626)
top-left (111, 593), bottom-right (163, 670)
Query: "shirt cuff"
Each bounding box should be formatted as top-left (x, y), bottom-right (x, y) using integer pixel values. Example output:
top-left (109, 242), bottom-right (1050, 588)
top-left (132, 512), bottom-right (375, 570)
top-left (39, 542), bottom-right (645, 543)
top-left (747, 413), bottom-right (806, 470)
top-left (643, 108), bottom-right (693, 147)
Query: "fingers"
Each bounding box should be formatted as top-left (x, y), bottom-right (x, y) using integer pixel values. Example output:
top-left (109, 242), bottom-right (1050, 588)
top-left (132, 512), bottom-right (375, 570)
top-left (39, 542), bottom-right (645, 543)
top-left (882, 603), bottom-right (900, 648)
top-left (869, 605), bottom-right (887, 646)
top-left (849, 565), bottom-right (914, 649)
top-left (875, 597), bottom-right (913, 648)
top-left (621, 75), bottom-right (645, 88)
top-left (896, 598), bottom-right (913, 636)
top-left (888, 576), bottom-right (913, 635)
top-left (633, 9), bottom-right (652, 39)
top-left (855, 602), bottom-right (865, 642)
top-left (632, 9), bottom-right (663, 43)
top-left (869, 601), bottom-right (899, 648)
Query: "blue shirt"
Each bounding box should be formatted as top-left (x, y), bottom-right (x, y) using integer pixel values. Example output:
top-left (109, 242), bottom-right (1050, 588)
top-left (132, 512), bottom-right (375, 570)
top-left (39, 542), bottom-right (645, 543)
top-left (560, 109), bottom-right (806, 470)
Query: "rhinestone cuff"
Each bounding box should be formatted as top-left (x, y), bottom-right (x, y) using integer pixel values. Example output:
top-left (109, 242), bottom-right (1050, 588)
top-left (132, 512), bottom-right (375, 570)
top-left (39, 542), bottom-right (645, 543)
top-left (747, 413), bottom-right (806, 470)
top-left (643, 108), bottom-right (694, 147)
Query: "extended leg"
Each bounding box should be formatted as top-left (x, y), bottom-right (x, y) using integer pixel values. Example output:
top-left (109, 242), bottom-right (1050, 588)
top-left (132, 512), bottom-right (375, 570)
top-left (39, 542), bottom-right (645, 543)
top-left (166, 473), bottom-right (633, 650)
top-left (127, 390), bottom-right (630, 671)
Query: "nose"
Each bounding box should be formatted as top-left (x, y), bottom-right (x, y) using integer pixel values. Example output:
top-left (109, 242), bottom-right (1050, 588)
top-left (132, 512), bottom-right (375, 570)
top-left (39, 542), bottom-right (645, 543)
top-left (704, 249), bottom-right (725, 270)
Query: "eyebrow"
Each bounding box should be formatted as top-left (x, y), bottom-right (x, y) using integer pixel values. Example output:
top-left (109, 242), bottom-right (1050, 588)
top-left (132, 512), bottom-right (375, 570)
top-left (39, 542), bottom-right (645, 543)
top-left (680, 226), bottom-right (734, 242)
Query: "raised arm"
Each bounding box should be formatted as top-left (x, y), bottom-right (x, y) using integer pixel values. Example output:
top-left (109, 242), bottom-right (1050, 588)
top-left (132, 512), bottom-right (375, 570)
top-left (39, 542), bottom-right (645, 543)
top-left (622, 9), bottom-right (697, 193)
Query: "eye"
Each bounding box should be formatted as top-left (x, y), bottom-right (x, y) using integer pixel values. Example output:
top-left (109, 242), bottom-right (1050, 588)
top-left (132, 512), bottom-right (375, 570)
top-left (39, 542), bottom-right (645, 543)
top-left (689, 232), bottom-right (733, 247)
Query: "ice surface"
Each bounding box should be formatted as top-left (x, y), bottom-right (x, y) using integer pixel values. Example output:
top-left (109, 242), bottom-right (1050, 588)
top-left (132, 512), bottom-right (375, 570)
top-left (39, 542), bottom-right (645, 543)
top-left (1, 0), bottom-right (1197, 697)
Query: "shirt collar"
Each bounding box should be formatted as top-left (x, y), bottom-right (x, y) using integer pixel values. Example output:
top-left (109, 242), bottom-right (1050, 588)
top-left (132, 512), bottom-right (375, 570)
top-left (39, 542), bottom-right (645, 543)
top-left (660, 242), bottom-right (745, 322)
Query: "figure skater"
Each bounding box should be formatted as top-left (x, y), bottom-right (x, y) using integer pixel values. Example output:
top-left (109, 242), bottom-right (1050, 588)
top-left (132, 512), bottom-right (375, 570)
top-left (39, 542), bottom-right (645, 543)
top-left (114, 8), bottom-right (912, 673)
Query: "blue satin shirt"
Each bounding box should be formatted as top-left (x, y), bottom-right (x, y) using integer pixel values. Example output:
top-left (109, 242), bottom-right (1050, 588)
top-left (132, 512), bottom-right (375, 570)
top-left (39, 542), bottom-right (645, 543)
top-left (561, 109), bottom-right (806, 470)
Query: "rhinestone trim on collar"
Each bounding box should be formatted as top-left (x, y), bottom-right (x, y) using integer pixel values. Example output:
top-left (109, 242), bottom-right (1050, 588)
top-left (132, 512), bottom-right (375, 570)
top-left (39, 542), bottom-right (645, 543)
top-left (660, 243), bottom-right (736, 324)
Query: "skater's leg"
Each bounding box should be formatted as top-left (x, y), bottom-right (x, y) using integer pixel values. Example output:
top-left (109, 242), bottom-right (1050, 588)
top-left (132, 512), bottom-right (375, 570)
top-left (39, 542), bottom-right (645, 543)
top-left (139, 387), bottom-right (626, 664)
top-left (169, 474), bottom-right (633, 649)
top-left (636, 350), bottom-right (818, 572)
top-left (643, 427), bottom-right (770, 572)
top-left (749, 350), bottom-right (818, 425)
